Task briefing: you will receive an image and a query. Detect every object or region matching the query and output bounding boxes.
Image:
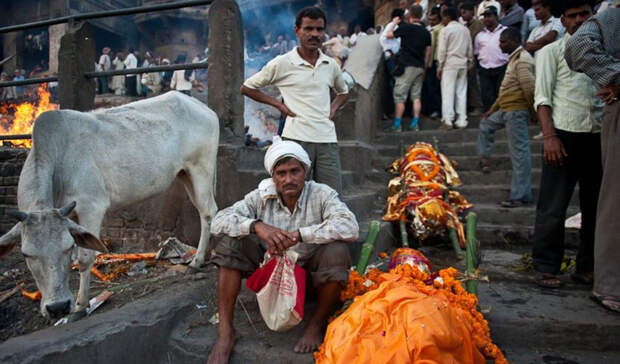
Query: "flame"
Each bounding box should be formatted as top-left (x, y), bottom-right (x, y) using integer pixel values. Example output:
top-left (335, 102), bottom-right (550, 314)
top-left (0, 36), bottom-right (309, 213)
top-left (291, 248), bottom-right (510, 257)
top-left (0, 84), bottom-right (59, 148)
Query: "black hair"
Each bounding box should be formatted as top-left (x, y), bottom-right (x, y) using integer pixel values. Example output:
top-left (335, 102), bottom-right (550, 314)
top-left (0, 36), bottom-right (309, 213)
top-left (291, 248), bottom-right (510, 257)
top-left (561, 0), bottom-right (595, 14)
top-left (460, 2), bottom-right (475, 11)
top-left (430, 6), bottom-right (442, 17)
top-left (533, 0), bottom-right (552, 8)
top-left (500, 26), bottom-right (521, 44)
top-left (409, 4), bottom-right (424, 18)
top-left (391, 8), bottom-right (405, 18)
top-left (295, 7), bottom-right (327, 28)
top-left (442, 6), bottom-right (459, 21)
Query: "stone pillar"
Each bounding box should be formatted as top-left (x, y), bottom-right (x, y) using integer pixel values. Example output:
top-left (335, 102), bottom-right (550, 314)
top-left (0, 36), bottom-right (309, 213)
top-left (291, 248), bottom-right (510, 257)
top-left (58, 21), bottom-right (95, 111)
top-left (2, 31), bottom-right (23, 73)
top-left (48, 24), bottom-right (67, 74)
top-left (207, 0), bottom-right (244, 138)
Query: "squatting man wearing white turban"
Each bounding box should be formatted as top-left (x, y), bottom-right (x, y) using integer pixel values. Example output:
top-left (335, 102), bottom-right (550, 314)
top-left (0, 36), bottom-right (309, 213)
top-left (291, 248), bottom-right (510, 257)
top-left (207, 137), bottom-right (359, 362)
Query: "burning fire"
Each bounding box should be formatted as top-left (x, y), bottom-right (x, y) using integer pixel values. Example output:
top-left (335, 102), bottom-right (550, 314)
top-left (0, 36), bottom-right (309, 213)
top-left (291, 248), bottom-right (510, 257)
top-left (0, 84), bottom-right (59, 148)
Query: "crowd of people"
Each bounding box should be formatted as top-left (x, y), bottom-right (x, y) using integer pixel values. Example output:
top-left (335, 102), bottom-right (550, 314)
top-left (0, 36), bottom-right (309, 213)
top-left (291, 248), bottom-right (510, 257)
top-left (0, 64), bottom-right (47, 102)
top-left (383, 0), bottom-right (619, 312)
top-left (95, 46), bottom-right (207, 97)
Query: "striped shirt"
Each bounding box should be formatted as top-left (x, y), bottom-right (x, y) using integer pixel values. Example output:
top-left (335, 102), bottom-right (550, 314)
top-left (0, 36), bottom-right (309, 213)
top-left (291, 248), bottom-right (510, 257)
top-left (564, 8), bottom-right (620, 89)
top-left (211, 180), bottom-right (359, 260)
top-left (489, 46), bottom-right (535, 114)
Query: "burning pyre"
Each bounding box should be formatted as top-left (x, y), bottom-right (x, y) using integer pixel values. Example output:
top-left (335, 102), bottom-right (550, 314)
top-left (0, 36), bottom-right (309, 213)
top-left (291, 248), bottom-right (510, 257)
top-left (0, 84), bottom-right (58, 148)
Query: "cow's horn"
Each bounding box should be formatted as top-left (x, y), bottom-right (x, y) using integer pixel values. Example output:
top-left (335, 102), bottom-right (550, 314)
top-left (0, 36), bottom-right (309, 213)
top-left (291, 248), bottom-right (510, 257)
top-left (59, 201), bottom-right (77, 217)
top-left (7, 210), bottom-right (28, 222)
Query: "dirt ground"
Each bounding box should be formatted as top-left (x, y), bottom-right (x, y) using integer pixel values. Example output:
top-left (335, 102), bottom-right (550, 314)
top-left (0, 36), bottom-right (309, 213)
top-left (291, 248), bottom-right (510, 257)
top-left (0, 246), bottom-right (194, 343)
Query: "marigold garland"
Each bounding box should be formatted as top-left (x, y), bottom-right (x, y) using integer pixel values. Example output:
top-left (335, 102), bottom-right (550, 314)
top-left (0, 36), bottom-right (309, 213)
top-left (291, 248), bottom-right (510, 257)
top-left (404, 147), bottom-right (441, 181)
top-left (322, 258), bottom-right (509, 364)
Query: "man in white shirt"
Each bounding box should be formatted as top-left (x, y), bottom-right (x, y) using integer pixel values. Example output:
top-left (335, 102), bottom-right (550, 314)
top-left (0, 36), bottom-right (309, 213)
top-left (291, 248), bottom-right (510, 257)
top-left (241, 7), bottom-right (349, 193)
top-left (521, 6), bottom-right (540, 43)
top-left (437, 6), bottom-right (473, 129)
top-left (97, 47), bottom-right (111, 94)
top-left (380, 8), bottom-right (404, 118)
top-left (349, 25), bottom-right (367, 46)
top-left (123, 48), bottom-right (138, 97)
top-left (524, 0), bottom-right (565, 55)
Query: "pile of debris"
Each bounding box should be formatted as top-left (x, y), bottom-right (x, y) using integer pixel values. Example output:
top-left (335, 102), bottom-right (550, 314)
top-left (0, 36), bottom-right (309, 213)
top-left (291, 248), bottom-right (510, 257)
top-left (17, 237), bottom-right (199, 324)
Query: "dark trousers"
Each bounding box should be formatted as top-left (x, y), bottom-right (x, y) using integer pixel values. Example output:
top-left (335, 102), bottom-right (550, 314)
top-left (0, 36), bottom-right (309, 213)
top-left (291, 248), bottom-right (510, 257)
top-left (98, 76), bottom-right (109, 94)
top-left (478, 64), bottom-right (507, 111)
top-left (532, 130), bottom-right (602, 275)
top-left (422, 61), bottom-right (441, 116)
top-left (126, 76), bottom-right (137, 97)
top-left (383, 57), bottom-right (396, 117)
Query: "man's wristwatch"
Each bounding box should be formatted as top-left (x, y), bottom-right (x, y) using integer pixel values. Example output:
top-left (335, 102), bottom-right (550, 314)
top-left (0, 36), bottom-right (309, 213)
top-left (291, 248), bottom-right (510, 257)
top-left (250, 220), bottom-right (261, 234)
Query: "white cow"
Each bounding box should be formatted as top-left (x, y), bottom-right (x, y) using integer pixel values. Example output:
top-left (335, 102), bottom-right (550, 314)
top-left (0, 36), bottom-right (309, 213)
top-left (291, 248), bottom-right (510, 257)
top-left (0, 91), bottom-right (218, 319)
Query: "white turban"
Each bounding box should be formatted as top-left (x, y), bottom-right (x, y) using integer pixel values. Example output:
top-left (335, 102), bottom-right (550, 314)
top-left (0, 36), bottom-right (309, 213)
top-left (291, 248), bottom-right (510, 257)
top-left (264, 136), bottom-right (311, 175)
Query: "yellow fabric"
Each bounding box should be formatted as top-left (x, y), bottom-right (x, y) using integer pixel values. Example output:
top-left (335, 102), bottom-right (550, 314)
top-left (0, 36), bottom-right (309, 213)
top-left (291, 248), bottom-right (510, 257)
top-left (316, 278), bottom-right (486, 364)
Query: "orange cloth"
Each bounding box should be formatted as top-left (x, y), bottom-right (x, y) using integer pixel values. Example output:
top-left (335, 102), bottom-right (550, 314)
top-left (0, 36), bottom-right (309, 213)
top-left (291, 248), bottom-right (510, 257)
top-left (316, 277), bottom-right (486, 364)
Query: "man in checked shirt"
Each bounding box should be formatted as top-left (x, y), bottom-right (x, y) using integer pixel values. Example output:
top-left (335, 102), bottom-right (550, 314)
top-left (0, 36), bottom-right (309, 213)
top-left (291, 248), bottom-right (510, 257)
top-left (206, 137), bottom-right (359, 363)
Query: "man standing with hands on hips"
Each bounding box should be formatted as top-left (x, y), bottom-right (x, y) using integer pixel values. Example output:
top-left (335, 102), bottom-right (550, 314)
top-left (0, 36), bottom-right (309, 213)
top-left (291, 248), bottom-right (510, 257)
top-left (241, 7), bottom-right (349, 194)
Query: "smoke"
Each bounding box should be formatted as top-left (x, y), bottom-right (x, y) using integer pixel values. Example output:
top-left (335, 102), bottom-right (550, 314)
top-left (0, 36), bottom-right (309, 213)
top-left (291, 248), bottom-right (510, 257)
top-left (237, 0), bottom-right (374, 141)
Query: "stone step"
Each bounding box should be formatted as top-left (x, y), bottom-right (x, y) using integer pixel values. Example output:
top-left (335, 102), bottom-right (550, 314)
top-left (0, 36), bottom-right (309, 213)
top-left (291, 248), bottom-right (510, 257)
top-left (456, 184), bottom-right (579, 206)
top-left (341, 183), bottom-right (387, 223)
top-left (377, 114), bottom-right (485, 131)
top-left (372, 153), bottom-right (544, 172)
top-left (373, 125), bottom-right (541, 145)
top-left (458, 169), bottom-right (543, 186)
top-left (476, 222), bottom-right (579, 248)
top-left (375, 140), bottom-right (543, 158)
top-left (418, 246), bottom-right (620, 355)
top-left (472, 203), bottom-right (579, 226)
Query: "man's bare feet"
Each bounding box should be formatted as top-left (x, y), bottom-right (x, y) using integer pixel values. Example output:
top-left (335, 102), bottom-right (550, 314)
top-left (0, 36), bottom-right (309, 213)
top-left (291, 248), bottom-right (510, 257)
top-left (206, 328), bottom-right (236, 364)
top-left (294, 322), bottom-right (323, 353)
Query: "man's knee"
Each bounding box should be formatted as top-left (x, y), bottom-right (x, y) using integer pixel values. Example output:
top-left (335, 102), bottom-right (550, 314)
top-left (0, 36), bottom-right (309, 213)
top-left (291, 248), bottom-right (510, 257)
top-left (309, 242), bottom-right (352, 287)
top-left (210, 235), bottom-right (263, 276)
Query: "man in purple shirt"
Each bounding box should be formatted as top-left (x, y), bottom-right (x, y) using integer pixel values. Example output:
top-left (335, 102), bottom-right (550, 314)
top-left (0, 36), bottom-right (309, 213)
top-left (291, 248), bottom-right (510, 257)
top-left (474, 6), bottom-right (509, 110)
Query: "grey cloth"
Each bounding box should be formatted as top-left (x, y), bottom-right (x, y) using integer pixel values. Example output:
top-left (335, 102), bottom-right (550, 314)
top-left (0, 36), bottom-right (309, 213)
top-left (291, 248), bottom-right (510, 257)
top-left (564, 8), bottom-right (620, 89)
top-left (467, 65), bottom-right (484, 110)
top-left (284, 138), bottom-right (344, 194)
top-left (499, 4), bottom-right (524, 29)
top-left (562, 7), bottom-right (620, 299)
top-left (594, 101), bottom-right (620, 298)
top-left (210, 234), bottom-right (352, 287)
top-left (477, 109), bottom-right (532, 202)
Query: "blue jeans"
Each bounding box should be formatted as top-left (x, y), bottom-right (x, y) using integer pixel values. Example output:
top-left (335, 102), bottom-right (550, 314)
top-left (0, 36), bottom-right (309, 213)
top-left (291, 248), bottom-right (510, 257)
top-left (477, 109), bottom-right (532, 202)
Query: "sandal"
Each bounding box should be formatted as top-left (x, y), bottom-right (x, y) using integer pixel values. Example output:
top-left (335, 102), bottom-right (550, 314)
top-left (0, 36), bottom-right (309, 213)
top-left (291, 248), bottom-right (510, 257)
top-left (479, 159), bottom-right (490, 174)
top-left (591, 292), bottom-right (620, 313)
top-left (536, 272), bottom-right (562, 288)
top-left (570, 271), bottom-right (594, 285)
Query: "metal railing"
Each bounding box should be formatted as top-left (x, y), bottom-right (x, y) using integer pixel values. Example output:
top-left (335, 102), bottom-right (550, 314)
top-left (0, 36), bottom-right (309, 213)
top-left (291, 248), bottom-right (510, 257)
top-left (0, 0), bottom-right (215, 142)
top-left (0, 0), bottom-right (213, 33)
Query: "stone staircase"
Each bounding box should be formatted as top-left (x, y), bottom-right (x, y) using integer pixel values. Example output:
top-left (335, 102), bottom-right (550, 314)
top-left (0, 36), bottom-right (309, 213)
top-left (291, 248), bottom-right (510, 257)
top-left (354, 116), bottom-right (580, 250)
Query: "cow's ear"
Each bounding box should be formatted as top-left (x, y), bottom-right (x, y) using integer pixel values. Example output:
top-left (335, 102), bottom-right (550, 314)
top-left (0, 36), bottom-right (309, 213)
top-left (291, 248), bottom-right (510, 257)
top-left (0, 223), bottom-right (22, 257)
top-left (65, 220), bottom-right (108, 253)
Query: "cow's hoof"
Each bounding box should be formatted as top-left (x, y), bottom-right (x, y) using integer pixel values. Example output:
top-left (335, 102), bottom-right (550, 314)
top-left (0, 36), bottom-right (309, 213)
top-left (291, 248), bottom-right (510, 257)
top-left (68, 310), bottom-right (87, 322)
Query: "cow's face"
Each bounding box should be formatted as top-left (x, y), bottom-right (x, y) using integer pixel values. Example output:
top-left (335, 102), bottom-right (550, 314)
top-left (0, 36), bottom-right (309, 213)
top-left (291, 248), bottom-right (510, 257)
top-left (0, 202), bottom-right (107, 318)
